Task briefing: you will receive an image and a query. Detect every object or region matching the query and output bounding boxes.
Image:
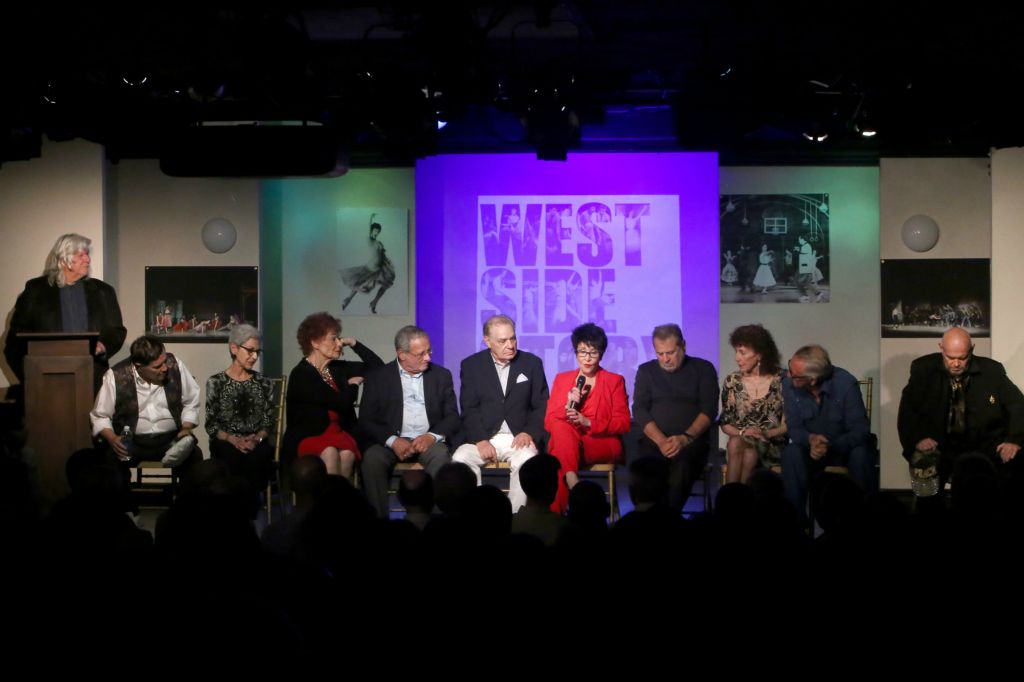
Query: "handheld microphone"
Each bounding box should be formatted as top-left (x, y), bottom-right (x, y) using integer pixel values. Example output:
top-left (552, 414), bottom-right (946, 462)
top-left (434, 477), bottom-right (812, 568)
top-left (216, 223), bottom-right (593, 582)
top-left (568, 374), bottom-right (587, 410)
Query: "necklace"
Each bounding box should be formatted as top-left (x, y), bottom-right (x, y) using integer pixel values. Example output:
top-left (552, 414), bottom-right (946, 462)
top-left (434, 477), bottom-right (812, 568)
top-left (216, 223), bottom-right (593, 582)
top-left (742, 373), bottom-right (770, 399)
top-left (306, 356), bottom-right (333, 384)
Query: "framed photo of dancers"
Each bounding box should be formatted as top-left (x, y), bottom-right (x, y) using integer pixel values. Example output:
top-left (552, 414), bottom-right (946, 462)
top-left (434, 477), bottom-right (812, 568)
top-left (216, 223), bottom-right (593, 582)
top-left (880, 258), bottom-right (990, 338)
top-left (144, 266), bottom-right (259, 342)
top-left (719, 193), bottom-right (831, 304)
top-left (337, 208), bottom-right (410, 316)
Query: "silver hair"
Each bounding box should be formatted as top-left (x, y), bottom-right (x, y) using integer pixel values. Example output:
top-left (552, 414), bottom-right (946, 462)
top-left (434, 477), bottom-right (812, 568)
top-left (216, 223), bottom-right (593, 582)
top-left (791, 344), bottom-right (833, 380)
top-left (229, 324), bottom-right (260, 348)
top-left (483, 314), bottom-right (516, 338)
top-left (394, 325), bottom-right (428, 352)
top-left (45, 233), bottom-right (91, 287)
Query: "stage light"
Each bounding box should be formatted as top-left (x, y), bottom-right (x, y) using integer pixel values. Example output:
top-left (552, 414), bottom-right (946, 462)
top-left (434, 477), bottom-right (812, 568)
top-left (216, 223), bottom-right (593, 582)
top-left (121, 75), bottom-right (149, 87)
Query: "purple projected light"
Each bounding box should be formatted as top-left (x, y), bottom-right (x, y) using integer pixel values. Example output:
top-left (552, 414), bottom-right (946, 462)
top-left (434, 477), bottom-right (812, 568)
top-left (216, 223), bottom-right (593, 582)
top-left (416, 153), bottom-right (719, 390)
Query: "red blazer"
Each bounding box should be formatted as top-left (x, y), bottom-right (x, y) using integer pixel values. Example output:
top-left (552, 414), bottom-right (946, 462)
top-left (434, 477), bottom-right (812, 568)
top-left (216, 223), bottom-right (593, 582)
top-left (545, 368), bottom-right (631, 438)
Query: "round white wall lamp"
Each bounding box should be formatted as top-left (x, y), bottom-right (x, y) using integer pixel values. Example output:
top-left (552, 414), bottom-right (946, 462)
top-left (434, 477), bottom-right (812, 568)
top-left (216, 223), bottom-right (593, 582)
top-left (901, 214), bottom-right (939, 252)
top-left (201, 217), bottom-right (237, 253)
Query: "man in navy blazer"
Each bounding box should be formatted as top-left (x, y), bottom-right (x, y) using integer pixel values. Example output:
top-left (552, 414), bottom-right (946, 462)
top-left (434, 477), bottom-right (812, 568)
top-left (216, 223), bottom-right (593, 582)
top-left (452, 314), bottom-right (549, 512)
top-left (360, 325), bottom-right (461, 519)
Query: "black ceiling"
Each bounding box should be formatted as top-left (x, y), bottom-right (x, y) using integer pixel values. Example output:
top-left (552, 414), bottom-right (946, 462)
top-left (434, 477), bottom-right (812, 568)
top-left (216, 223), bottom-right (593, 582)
top-left (4, 3), bottom-right (1024, 170)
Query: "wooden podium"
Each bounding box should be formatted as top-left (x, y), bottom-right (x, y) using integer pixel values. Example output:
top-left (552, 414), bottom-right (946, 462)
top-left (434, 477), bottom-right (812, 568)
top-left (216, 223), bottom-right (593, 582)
top-left (20, 332), bottom-right (98, 506)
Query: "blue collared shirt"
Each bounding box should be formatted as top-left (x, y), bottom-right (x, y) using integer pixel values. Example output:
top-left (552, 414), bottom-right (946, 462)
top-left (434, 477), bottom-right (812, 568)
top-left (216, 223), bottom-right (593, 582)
top-left (782, 366), bottom-right (869, 455)
top-left (385, 365), bottom-right (442, 447)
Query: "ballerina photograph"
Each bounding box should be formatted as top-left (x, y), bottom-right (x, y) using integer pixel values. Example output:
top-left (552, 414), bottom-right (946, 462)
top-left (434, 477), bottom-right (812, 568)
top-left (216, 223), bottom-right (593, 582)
top-left (337, 208), bottom-right (409, 315)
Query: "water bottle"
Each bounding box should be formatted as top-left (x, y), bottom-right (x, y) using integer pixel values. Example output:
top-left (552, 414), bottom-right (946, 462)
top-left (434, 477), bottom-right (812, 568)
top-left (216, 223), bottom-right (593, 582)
top-left (910, 449), bottom-right (939, 497)
top-left (120, 425), bottom-right (134, 458)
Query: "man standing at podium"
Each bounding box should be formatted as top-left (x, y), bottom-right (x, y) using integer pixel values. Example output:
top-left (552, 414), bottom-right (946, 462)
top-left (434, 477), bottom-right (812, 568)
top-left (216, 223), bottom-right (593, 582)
top-left (4, 233), bottom-right (126, 396)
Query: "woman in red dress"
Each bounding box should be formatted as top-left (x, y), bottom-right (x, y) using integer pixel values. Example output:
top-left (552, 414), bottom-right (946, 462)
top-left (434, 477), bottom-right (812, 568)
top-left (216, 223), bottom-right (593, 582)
top-left (544, 323), bottom-right (631, 513)
top-left (282, 312), bottom-right (383, 478)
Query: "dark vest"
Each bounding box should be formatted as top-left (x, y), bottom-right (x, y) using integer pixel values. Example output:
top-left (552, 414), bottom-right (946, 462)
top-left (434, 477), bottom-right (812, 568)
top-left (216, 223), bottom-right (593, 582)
top-left (111, 353), bottom-right (184, 434)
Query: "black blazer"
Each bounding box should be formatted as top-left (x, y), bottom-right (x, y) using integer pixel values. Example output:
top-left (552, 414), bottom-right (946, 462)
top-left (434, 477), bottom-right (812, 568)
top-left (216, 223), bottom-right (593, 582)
top-left (358, 360), bottom-right (461, 447)
top-left (4, 276), bottom-right (126, 391)
top-left (282, 341), bottom-right (384, 461)
top-left (897, 353), bottom-right (1024, 461)
top-left (458, 349), bottom-right (549, 446)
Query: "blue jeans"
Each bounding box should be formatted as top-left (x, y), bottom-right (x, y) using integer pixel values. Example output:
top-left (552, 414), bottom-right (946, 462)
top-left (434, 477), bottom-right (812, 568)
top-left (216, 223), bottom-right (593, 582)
top-left (780, 441), bottom-right (876, 522)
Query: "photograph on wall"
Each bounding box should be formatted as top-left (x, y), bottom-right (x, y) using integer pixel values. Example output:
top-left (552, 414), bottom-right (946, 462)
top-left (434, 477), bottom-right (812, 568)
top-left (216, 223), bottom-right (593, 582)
top-left (881, 258), bottom-right (990, 338)
top-left (720, 193), bottom-right (830, 303)
top-left (145, 266), bottom-right (259, 342)
top-left (337, 208), bottom-right (410, 316)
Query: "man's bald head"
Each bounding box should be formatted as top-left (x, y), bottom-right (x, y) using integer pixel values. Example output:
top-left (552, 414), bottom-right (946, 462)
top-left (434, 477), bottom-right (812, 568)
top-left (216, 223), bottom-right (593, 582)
top-left (940, 327), bottom-right (974, 377)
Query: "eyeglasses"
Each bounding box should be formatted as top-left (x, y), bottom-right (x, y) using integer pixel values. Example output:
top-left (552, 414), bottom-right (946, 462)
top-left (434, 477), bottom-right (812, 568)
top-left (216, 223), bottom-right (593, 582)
top-left (576, 349), bottom-right (600, 359)
top-left (403, 348), bottom-right (432, 359)
top-left (239, 345), bottom-right (262, 356)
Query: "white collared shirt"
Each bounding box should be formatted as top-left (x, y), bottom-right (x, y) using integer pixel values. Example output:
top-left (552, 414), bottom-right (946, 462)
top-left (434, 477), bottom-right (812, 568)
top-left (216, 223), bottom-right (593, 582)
top-left (90, 357), bottom-right (201, 436)
top-left (493, 357), bottom-right (512, 435)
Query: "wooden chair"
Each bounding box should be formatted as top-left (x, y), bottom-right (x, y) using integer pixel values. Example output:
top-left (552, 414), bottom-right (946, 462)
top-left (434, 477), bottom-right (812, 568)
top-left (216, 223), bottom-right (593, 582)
top-left (130, 372), bottom-right (208, 506)
top-left (131, 460), bottom-right (178, 508)
top-left (578, 462), bottom-right (620, 522)
top-left (263, 376), bottom-right (288, 521)
top-left (822, 377), bottom-right (875, 477)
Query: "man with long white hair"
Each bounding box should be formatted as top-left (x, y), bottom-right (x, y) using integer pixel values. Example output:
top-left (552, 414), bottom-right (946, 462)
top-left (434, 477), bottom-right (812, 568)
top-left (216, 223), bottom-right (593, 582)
top-left (4, 233), bottom-right (125, 394)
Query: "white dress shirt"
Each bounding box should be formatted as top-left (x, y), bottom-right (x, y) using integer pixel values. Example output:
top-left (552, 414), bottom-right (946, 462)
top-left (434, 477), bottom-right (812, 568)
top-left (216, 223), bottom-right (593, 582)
top-left (494, 357), bottom-right (512, 435)
top-left (90, 357), bottom-right (201, 436)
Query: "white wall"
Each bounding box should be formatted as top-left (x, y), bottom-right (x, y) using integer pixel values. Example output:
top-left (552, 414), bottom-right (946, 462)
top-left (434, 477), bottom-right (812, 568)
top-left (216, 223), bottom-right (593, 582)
top-left (107, 161), bottom-right (261, 453)
top-left (991, 148), bottom-right (1024, 379)
top-left (719, 167), bottom-right (881, 446)
top-left (878, 158), bottom-right (992, 489)
top-left (0, 139), bottom-right (107, 390)
top-left (269, 169), bottom-right (417, 373)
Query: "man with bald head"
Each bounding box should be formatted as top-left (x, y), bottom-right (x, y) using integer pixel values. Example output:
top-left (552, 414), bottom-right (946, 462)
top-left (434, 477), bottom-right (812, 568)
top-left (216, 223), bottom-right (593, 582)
top-left (898, 327), bottom-right (1024, 489)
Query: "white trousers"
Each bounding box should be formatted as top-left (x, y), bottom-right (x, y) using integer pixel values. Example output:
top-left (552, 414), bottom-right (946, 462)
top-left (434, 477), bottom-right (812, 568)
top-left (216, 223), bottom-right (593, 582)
top-left (452, 433), bottom-right (538, 513)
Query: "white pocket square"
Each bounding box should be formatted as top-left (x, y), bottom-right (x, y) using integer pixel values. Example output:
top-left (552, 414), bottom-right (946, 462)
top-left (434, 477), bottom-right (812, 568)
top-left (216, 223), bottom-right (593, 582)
top-left (516, 373), bottom-right (529, 384)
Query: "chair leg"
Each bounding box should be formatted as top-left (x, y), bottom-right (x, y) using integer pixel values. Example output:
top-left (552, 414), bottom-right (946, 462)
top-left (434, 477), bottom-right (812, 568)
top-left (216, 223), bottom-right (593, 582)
top-left (608, 467), bottom-right (618, 523)
top-left (704, 467), bottom-right (712, 513)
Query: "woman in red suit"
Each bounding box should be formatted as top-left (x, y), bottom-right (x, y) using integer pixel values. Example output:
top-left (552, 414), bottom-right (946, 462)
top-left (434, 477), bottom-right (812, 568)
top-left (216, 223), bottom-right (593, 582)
top-left (545, 323), bottom-right (631, 513)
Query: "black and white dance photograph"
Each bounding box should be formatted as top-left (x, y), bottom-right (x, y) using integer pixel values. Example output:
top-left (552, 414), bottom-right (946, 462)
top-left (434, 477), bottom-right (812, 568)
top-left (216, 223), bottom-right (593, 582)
top-left (881, 258), bottom-right (990, 337)
top-left (720, 194), bottom-right (831, 304)
top-left (337, 208), bottom-right (409, 316)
